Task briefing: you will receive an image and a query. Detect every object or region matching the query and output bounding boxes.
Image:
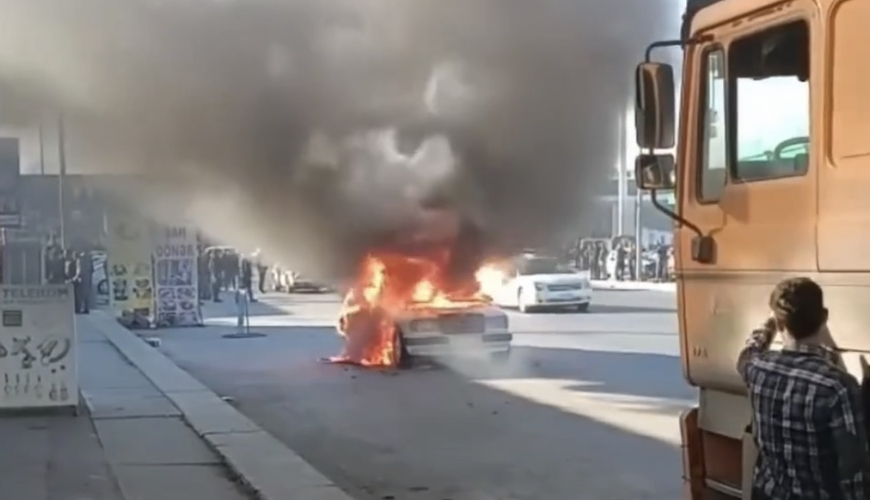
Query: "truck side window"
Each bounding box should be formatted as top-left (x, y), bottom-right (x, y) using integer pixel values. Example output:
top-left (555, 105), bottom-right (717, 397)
top-left (730, 20), bottom-right (810, 182)
top-left (698, 48), bottom-right (727, 202)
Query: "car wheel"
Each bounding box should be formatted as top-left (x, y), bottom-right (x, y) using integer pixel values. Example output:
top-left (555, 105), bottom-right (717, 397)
top-left (575, 303), bottom-right (590, 313)
top-left (518, 289), bottom-right (531, 313)
top-left (490, 348), bottom-right (511, 363)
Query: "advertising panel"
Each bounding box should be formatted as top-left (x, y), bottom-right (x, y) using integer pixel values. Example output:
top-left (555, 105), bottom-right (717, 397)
top-left (0, 285), bottom-right (78, 409)
top-left (106, 212), bottom-right (154, 321)
top-left (153, 224), bottom-right (202, 327)
top-left (90, 251), bottom-right (110, 306)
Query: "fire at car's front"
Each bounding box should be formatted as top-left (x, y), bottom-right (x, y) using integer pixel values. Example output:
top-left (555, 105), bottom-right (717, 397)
top-left (328, 249), bottom-right (511, 368)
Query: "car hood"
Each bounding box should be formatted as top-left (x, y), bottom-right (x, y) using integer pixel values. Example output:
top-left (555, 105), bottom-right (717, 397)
top-left (518, 272), bottom-right (590, 286)
top-left (395, 304), bottom-right (503, 321)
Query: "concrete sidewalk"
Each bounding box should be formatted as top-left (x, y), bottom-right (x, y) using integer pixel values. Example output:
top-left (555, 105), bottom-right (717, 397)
top-left (79, 310), bottom-right (354, 500)
top-left (0, 314), bottom-right (256, 500)
top-left (591, 280), bottom-right (676, 292)
top-left (0, 405), bottom-right (124, 500)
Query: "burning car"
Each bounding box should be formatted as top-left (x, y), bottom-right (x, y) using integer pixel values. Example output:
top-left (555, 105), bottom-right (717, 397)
top-left (327, 208), bottom-right (512, 367)
top-left (393, 306), bottom-right (510, 362)
top-left (331, 252), bottom-right (512, 367)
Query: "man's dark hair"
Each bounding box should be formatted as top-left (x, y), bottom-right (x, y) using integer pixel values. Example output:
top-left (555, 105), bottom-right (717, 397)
top-left (769, 277), bottom-right (828, 340)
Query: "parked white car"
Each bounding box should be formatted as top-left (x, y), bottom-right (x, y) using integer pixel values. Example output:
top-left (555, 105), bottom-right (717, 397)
top-left (271, 266), bottom-right (328, 293)
top-left (490, 254), bottom-right (592, 313)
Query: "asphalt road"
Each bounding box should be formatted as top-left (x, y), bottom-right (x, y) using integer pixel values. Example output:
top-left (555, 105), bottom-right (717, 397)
top-left (155, 288), bottom-right (691, 500)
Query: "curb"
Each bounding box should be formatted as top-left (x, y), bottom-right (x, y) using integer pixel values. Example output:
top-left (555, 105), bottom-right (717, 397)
top-left (84, 310), bottom-right (354, 500)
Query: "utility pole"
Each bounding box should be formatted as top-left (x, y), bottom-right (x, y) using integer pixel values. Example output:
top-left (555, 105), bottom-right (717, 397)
top-left (634, 190), bottom-right (643, 280)
top-left (38, 121), bottom-right (45, 175)
top-left (616, 110), bottom-right (626, 238)
top-left (57, 114), bottom-right (67, 249)
top-left (625, 98), bottom-right (644, 281)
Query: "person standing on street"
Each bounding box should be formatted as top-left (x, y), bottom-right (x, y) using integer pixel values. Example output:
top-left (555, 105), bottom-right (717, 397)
top-left (239, 255), bottom-right (256, 303)
top-left (256, 253), bottom-right (268, 294)
top-left (738, 277), bottom-right (870, 500)
top-left (46, 245), bottom-right (65, 284)
top-left (64, 249), bottom-right (83, 314)
top-left (209, 251), bottom-right (222, 303)
top-left (198, 248), bottom-right (211, 302)
top-left (78, 250), bottom-right (91, 314)
top-left (656, 243), bottom-right (669, 281)
top-left (226, 250), bottom-right (240, 290)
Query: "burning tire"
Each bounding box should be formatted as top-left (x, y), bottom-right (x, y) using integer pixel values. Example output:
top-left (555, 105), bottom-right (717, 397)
top-left (394, 328), bottom-right (413, 369)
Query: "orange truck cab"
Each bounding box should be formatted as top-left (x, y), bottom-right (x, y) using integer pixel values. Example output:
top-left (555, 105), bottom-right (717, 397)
top-left (633, 0), bottom-right (870, 498)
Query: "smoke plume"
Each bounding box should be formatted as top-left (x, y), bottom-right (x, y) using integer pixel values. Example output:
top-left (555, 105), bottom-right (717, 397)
top-left (0, 0), bottom-right (679, 276)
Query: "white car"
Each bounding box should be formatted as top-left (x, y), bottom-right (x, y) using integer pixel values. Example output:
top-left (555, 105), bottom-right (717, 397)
top-left (490, 255), bottom-right (592, 313)
top-left (396, 305), bottom-right (512, 363)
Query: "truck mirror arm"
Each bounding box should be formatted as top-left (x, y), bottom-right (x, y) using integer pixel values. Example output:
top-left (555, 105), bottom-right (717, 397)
top-left (642, 34), bottom-right (716, 265)
top-left (644, 34), bottom-right (712, 62)
top-left (650, 190), bottom-right (715, 264)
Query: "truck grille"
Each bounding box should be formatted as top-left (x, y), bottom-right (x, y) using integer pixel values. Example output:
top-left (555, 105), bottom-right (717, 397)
top-left (437, 314), bottom-right (485, 334)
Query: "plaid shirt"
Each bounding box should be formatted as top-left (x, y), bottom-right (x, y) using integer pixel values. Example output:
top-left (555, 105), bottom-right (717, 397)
top-left (738, 325), bottom-right (870, 499)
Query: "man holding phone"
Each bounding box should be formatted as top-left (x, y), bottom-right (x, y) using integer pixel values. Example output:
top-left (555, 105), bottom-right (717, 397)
top-left (738, 277), bottom-right (870, 499)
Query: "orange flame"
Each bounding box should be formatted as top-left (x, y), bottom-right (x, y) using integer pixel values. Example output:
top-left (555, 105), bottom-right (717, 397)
top-left (330, 250), bottom-right (498, 367)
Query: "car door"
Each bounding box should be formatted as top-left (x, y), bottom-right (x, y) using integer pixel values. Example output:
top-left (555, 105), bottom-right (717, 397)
top-left (494, 260), bottom-right (520, 307)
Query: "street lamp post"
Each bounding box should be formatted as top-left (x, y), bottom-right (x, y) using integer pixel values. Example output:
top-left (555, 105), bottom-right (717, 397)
top-left (634, 191), bottom-right (643, 280)
top-left (57, 114), bottom-right (67, 249)
top-left (616, 111), bottom-right (626, 238)
top-left (38, 121), bottom-right (45, 176)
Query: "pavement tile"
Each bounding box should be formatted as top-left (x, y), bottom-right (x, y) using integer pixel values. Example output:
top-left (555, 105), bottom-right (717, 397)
top-left (84, 387), bottom-right (181, 419)
top-left (93, 416), bottom-right (220, 466)
top-left (112, 465), bottom-right (250, 500)
top-left (0, 410), bottom-right (125, 500)
top-left (79, 342), bottom-right (155, 391)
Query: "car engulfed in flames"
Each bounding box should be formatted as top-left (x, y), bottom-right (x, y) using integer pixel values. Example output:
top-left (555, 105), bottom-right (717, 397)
top-left (329, 248), bottom-right (511, 368)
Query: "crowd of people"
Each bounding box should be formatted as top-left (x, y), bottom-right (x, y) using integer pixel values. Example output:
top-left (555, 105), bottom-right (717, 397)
top-left (562, 236), bottom-right (674, 282)
top-left (197, 246), bottom-right (269, 304)
top-left (38, 241), bottom-right (272, 314)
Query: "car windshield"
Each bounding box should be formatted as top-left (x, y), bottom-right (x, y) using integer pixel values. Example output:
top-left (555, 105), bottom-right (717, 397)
top-left (517, 258), bottom-right (572, 275)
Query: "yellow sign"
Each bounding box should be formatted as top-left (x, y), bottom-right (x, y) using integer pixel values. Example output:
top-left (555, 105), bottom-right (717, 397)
top-left (106, 212), bottom-right (154, 317)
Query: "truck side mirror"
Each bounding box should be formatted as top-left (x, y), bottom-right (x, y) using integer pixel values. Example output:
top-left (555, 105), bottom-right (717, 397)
top-left (635, 153), bottom-right (675, 190)
top-left (634, 62), bottom-right (676, 149)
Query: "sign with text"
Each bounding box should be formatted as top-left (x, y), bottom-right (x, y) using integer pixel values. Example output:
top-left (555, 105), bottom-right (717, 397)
top-left (106, 212), bottom-right (154, 320)
top-left (153, 224), bottom-right (201, 327)
top-left (0, 285), bottom-right (78, 409)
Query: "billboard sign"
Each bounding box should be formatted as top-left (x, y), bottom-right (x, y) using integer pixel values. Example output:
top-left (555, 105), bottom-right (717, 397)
top-left (0, 284), bottom-right (78, 410)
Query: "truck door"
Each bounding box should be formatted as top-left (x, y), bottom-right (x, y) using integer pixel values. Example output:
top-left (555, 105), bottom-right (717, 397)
top-left (679, 17), bottom-right (815, 390)
top-left (817, 0), bottom-right (870, 352)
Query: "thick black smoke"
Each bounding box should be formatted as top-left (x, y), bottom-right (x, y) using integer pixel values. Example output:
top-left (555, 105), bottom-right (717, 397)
top-left (0, 0), bottom-right (679, 276)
